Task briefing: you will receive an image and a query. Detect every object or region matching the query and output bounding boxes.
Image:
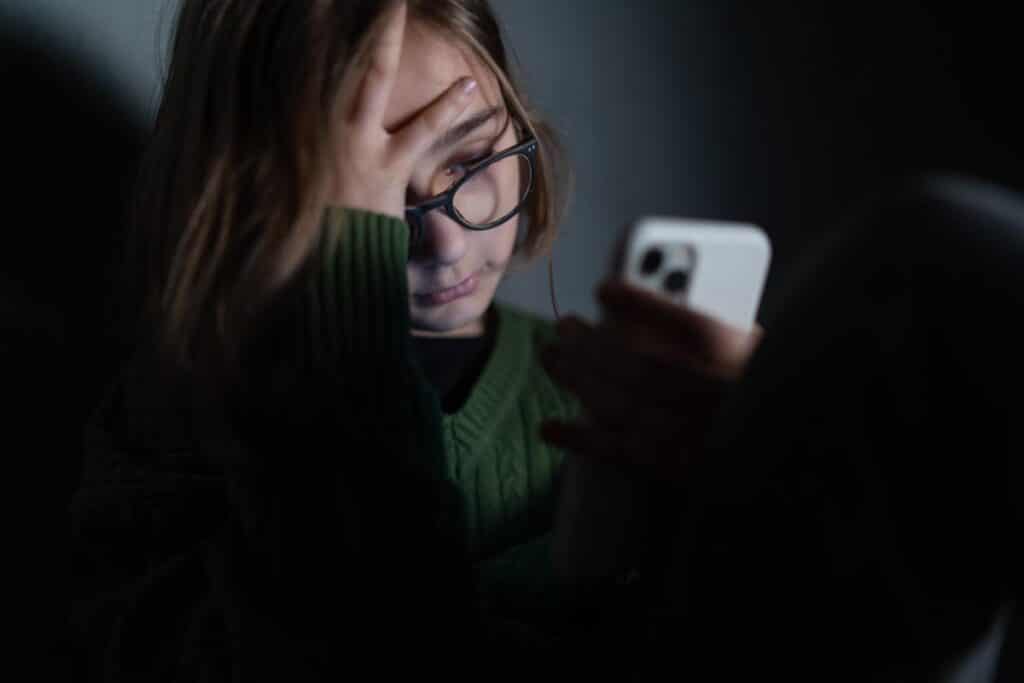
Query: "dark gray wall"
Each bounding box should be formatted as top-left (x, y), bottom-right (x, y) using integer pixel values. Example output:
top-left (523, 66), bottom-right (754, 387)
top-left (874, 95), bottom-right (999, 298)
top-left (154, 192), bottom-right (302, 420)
top-left (493, 1), bottom-right (743, 321)
top-left (0, 0), bottom-right (174, 121)
top-left (493, 1), bottom-right (1023, 322)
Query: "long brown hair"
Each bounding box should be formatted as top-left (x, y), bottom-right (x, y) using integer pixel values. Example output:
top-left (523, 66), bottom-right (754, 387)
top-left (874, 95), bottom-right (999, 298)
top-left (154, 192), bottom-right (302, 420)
top-left (131, 0), bottom-right (571, 381)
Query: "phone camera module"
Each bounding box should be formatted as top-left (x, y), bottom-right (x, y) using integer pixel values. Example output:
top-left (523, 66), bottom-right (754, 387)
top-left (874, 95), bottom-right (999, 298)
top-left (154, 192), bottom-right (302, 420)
top-left (640, 248), bottom-right (663, 275)
top-left (664, 270), bottom-right (689, 294)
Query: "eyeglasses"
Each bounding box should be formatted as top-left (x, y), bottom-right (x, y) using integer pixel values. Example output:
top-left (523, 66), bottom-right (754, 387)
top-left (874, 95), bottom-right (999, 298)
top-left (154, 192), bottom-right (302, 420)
top-left (405, 136), bottom-right (538, 243)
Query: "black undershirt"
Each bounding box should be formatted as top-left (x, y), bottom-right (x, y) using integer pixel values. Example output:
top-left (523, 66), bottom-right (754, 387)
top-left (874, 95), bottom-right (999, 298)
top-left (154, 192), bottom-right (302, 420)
top-left (410, 325), bottom-right (495, 414)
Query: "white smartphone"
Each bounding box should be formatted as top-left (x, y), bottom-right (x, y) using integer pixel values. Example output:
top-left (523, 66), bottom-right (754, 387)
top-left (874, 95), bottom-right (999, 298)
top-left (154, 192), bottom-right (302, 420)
top-left (617, 216), bottom-right (772, 330)
top-left (551, 216), bottom-right (772, 584)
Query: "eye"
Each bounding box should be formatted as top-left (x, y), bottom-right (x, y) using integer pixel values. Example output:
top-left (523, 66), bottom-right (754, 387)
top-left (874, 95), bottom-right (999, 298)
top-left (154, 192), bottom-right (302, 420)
top-left (443, 150), bottom-right (492, 179)
top-left (426, 148), bottom-right (495, 197)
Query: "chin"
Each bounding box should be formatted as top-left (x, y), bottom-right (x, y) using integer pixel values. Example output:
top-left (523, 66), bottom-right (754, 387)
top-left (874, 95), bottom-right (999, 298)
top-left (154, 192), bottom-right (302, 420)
top-left (410, 292), bottom-right (490, 335)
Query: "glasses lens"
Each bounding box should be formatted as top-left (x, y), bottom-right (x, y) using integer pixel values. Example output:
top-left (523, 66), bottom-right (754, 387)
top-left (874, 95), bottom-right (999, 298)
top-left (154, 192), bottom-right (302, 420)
top-left (452, 153), bottom-right (532, 227)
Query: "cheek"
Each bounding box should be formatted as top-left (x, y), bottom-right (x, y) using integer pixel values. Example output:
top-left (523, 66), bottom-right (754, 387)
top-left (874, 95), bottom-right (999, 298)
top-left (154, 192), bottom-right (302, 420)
top-left (479, 218), bottom-right (519, 270)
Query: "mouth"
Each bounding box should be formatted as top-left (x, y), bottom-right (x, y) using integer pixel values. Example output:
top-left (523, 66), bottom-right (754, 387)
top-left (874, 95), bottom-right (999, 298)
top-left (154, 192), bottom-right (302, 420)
top-left (414, 271), bottom-right (481, 307)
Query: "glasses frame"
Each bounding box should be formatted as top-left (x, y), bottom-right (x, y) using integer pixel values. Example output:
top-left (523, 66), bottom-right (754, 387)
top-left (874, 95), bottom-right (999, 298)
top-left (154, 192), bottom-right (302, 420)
top-left (405, 136), bottom-right (538, 243)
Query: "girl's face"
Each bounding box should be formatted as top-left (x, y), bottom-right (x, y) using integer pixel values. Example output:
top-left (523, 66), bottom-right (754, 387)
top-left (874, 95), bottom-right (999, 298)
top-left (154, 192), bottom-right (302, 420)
top-left (382, 21), bottom-right (520, 338)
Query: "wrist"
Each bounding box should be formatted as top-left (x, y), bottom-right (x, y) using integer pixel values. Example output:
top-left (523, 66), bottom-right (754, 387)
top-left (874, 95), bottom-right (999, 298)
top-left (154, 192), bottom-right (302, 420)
top-left (326, 185), bottom-right (406, 223)
top-left (326, 202), bottom-right (404, 223)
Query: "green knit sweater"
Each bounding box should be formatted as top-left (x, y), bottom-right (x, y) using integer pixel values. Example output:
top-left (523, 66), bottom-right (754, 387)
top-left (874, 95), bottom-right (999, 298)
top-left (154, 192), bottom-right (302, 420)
top-left (440, 303), bottom-right (576, 605)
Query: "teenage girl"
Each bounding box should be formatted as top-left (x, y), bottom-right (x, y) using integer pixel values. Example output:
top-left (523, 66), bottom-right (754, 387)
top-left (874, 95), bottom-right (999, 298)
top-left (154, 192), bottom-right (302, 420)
top-left (71, 1), bottom-right (607, 679)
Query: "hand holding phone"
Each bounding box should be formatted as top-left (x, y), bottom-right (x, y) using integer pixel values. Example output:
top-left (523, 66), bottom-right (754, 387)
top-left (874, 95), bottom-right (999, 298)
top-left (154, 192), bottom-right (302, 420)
top-left (550, 216), bottom-right (772, 583)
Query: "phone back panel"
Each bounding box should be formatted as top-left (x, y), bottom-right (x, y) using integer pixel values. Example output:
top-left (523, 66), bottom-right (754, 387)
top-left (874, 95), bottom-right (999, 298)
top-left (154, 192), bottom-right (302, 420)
top-left (622, 217), bottom-right (772, 330)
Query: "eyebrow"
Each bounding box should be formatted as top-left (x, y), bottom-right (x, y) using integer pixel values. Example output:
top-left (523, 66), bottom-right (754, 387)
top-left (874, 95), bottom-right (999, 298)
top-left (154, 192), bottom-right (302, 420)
top-left (428, 105), bottom-right (505, 156)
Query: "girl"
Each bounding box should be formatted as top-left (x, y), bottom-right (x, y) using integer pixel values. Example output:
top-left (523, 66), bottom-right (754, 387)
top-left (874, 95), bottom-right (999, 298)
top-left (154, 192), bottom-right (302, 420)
top-left (71, 1), bottom-right (611, 679)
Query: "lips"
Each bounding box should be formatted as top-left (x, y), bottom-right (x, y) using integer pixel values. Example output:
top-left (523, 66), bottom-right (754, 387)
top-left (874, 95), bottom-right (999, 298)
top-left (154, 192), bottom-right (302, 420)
top-left (414, 272), bottom-right (480, 307)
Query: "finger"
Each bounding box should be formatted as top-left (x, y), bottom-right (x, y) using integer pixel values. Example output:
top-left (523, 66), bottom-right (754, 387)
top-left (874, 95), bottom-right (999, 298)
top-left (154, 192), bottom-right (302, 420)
top-left (351, 1), bottom-right (408, 125)
top-left (540, 342), bottom-right (651, 429)
top-left (552, 315), bottom-right (721, 401)
top-left (540, 340), bottom-right (717, 466)
top-left (390, 76), bottom-right (478, 160)
top-left (750, 322), bottom-right (766, 347)
top-left (597, 280), bottom-right (753, 371)
top-left (598, 280), bottom-right (722, 350)
top-left (580, 293), bottom-right (706, 371)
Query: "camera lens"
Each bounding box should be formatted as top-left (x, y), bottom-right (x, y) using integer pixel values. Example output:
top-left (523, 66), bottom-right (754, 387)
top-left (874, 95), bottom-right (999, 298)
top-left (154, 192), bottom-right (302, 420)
top-left (640, 248), bottom-right (663, 275)
top-left (664, 270), bottom-right (689, 294)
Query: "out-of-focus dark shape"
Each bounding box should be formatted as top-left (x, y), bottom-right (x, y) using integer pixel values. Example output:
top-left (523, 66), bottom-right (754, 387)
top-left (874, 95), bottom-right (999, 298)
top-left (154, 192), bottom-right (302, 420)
top-left (645, 174), bottom-right (1024, 681)
top-left (705, 1), bottom-right (1024, 322)
top-left (0, 15), bottom-right (145, 499)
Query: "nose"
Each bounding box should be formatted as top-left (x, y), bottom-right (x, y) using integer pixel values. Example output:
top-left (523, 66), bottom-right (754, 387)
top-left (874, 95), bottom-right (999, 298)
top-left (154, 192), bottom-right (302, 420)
top-left (409, 209), bottom-right (468, 268)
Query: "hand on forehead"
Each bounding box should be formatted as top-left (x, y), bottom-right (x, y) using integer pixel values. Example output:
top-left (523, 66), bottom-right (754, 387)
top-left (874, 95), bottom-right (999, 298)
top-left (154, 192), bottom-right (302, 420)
top-left (382, 19), bottom-right (506, 143)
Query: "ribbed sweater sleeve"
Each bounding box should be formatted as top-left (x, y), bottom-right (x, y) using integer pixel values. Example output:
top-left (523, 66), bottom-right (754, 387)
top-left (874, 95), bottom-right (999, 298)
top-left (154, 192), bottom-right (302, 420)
top-left (305, 207), bottom-right (410, 363)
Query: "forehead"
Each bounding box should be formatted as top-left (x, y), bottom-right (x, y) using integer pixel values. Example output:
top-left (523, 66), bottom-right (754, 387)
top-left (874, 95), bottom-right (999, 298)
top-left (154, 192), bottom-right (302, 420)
top-left (382, 21), bottom-right (503, 133)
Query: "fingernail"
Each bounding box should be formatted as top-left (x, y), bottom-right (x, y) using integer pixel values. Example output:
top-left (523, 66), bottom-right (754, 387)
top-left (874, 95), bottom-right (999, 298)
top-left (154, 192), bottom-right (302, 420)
top-left (461, 78), bottom-right (478, 95)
